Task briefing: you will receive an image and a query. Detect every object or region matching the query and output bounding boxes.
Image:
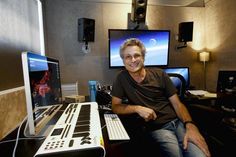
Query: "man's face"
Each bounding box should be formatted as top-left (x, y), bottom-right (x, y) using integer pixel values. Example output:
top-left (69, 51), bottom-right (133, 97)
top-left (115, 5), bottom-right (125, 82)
top-left (122, 46), bottom-right (144, 73)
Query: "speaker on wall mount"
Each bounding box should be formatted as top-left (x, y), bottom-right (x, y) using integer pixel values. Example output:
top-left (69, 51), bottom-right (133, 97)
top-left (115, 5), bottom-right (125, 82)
top-left (178, 22), bottom-right (193, 42)
top-left (78, 18), bottom-right (95, 42)
top-left (131, 0), bottom-right (148, 23)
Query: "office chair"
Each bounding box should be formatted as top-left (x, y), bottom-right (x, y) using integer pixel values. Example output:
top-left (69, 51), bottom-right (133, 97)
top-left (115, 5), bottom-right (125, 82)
top-left (168, 73), bottom-right (186, 100)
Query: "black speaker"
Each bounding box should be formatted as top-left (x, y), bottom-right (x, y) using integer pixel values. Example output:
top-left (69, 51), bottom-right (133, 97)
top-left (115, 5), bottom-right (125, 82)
top-left (178, 22), bottom-right (193, 42)
top-left (78, 18), bottom-right (95, 42)
top-left (131, 0), bottom-right (148, 22)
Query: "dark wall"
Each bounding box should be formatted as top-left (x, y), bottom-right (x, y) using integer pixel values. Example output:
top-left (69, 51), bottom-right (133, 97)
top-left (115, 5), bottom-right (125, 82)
top-left (0, 0), bottom-right (40, 91)
top-left (43, 0), bottom-right (206, 95)
top-left (43, 0), bottom-right (236, 94)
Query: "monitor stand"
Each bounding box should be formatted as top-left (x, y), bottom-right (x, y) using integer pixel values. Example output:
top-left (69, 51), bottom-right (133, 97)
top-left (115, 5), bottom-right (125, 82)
top-left (24, 105), bottom-right (63, 137)
top-left (24, 119), bottom-right (55, 137)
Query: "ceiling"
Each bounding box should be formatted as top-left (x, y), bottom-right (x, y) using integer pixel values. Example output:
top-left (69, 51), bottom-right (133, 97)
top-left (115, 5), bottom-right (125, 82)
top-left (76, 0), bottom-right (209, 7)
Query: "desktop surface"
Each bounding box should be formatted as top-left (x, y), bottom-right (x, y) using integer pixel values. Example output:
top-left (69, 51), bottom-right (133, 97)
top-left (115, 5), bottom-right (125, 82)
top-left (1, 101), bottom-right (236, 157)
top-left (0, 103), bottom-right (131, 157)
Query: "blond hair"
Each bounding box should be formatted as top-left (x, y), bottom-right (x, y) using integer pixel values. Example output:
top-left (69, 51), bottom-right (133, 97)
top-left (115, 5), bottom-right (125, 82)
top-left (119, 38), bottom-right (146, 59)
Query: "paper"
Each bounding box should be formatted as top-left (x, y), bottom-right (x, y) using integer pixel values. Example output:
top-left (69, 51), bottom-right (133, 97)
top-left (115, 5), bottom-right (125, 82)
top-left (187, 90), bottom-right (217, 98)
top-left (187, 90), bottom-right (208, 96)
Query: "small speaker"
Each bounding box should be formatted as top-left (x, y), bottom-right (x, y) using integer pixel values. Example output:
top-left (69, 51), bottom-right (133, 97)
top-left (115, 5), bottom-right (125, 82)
top-left (131, 0), bottom-right (148, 22)
top-left (178, 22), bottom-right (193, 42)
top-left (78, 18), bottom-right (95, 42)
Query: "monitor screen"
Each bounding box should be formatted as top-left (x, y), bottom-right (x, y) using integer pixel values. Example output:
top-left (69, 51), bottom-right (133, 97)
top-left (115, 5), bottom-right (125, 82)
top-left (163, 67), bottom-right (190, 88)
top-left (108, 29), bottom-right (170, 68)
top-left (22, 52), bottom-right (62, 135)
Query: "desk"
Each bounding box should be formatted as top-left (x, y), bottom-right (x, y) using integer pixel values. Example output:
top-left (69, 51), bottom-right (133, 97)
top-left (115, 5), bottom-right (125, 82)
top-left (0, 104), bottom-right (156, 157)
top-left (184, 96), bottom-right (236, 157)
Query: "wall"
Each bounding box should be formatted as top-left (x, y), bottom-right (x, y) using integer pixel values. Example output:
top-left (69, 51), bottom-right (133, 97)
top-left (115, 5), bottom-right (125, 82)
top-left (0, 0), bottom-right (40, 91)
top-left (43, 0), bottom-right (206, 95)
top-left (44, 0), bottom-right (236, 93)
top-left (205, 0), bottom-right (236, 91)
top-left (0, 0), bottom-right (40, 139)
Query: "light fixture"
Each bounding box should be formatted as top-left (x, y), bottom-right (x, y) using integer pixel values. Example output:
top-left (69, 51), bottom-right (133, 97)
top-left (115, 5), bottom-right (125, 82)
top-left (199, 51), bottom-right (210, 90)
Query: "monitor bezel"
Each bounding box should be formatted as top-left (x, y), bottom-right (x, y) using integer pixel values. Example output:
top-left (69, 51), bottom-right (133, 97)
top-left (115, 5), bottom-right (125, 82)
top-left (21, 51), bottom-right (62, 135)
top-left (163, 66), bottom-right (190, 88)
top-left (108, 29), bottom-right (170, 68)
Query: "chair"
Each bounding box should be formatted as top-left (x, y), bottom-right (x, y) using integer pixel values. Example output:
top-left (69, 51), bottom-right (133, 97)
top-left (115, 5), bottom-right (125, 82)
top-left (168, 73), bottom-right (186, 100)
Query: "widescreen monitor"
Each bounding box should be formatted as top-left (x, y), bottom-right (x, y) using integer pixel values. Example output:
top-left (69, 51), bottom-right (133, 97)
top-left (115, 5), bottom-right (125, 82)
top-left (108, 29), bottom-right (170, 68)
top-left (163, 67), bottom-right (190, 89)
top-left (22, 52), bottom-right (62, 135)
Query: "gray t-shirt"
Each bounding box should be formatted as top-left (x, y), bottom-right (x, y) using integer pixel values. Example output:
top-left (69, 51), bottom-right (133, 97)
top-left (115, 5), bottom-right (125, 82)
top-left (111, 68), bottom-right (178, 129)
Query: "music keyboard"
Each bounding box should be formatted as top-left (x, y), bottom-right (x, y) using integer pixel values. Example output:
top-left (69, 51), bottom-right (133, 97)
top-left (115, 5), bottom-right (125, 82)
top-left (34, 102), bottom-right (105, 157)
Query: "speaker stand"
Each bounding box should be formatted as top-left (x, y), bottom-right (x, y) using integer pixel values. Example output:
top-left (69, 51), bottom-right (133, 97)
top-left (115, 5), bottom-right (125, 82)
top-left (127, 13), bottom-right (148, 30)
top-left (176, 42), bottom-right (187, 50)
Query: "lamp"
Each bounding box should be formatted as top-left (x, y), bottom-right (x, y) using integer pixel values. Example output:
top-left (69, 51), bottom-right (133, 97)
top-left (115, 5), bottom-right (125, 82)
top-left (199, 51), bottom-right (210, 90)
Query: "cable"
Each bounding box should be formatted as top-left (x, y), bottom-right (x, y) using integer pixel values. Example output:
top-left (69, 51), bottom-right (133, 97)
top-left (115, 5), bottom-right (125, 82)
top-left (11, 116), bottom-right (46, 157)
top-left (101, 124), bottom-right (106, 130)
top-left (12, 116), bottom-right (27, 157)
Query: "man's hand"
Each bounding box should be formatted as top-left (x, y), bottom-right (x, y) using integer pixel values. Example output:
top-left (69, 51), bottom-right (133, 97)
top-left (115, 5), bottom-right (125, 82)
top-left (135, 106), bottom-right (157, 122)
top-left (183, 123), bottom-right (211, 157)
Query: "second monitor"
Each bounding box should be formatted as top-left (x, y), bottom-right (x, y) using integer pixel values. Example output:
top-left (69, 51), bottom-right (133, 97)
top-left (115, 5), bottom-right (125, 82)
top-left (163, 67), bottom-right (190, 89)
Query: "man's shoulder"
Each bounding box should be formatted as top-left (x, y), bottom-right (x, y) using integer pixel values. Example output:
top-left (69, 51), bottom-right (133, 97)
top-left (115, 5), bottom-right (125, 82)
top-left (115, 69), bottom-right (129, 80)
top-left (146, 67), bottom-right (164, 75)
top-left (117, 69), bottom-right (127, 76)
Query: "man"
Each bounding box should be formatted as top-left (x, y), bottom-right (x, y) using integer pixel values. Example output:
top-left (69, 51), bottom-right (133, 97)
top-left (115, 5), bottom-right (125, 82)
top-left (111, 38), bottom-right (211, 157)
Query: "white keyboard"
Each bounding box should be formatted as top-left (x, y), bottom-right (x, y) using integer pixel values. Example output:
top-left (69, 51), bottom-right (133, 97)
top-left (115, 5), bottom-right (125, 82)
top-left (104, 114), bottom-right (130, 140)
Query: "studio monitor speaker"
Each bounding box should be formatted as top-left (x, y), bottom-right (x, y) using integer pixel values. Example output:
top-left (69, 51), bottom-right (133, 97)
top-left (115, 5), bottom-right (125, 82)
top-left (178, 22), bottom-right (193, 42)
top-left (78, 18), bottom-right (95, 42)
top-left (131, 0), bottom-right (148, 22)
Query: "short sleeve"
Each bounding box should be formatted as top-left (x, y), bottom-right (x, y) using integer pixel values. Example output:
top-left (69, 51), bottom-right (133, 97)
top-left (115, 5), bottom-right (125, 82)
top-left (111, 72), bottom-right (125, 99)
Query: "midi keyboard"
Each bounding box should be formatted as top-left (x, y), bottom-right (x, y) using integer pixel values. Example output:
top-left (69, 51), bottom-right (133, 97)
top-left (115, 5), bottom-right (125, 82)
top-left (34, 102), bottom-right (105, 157)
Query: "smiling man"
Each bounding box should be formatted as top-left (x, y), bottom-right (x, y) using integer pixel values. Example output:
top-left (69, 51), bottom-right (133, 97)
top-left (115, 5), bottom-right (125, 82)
top-left (111, 38), bottom-right (211, 157)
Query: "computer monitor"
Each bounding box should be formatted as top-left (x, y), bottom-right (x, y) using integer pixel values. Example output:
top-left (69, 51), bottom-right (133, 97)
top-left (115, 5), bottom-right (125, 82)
top-left (21, 52), bottom-right (62, 136)
top-left (108, 29), bottom-right (170, 68)
top-left (163, 67), bottom-right (190, 89)
top-left (216, 70), bottom-right (236, 110)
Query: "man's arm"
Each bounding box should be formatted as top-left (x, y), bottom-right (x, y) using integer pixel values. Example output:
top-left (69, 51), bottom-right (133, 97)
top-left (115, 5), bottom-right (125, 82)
top-left (168, 94), bottom-right (192, 123)
top-left (111, 96), bottom-right (137, 114)
top-left (112, 96), bottom-right (157, 121)
top-left (169, 94), bottom-right (211, 157)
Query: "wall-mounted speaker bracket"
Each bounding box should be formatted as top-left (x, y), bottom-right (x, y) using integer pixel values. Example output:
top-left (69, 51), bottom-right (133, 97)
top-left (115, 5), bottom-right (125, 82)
top-left (176, 42), bottom-right (187, 50)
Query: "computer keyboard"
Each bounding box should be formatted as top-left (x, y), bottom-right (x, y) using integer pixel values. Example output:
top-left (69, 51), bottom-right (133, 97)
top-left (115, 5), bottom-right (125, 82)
top-left (104, 114), bottom-right (130, 140)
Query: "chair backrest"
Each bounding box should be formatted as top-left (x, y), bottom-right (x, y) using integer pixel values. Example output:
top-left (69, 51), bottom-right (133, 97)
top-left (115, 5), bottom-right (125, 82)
top-left (168, 73), bottom-right (186, 99)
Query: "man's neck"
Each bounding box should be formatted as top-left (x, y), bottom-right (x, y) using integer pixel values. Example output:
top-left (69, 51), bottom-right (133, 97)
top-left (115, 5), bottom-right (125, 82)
top-left (128, 68), bottom-right (146, 83)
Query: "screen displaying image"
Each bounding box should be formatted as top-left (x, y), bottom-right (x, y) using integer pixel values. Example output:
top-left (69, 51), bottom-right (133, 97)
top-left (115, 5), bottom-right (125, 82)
top-left (28, 53), bottom-right (62, 107)
top-left (22, 52), bottom-right (63, 135)
top-left (109, 29), bottom-right (170, 68)
top-left (163, 67), bottom-right (190, 88)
